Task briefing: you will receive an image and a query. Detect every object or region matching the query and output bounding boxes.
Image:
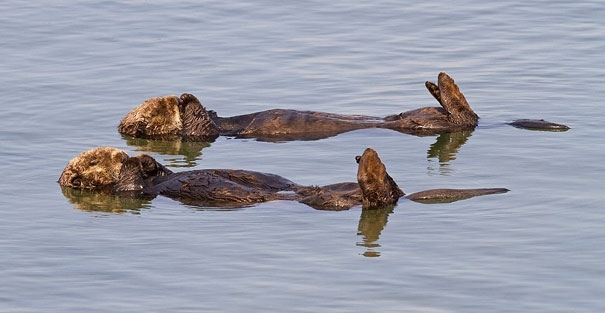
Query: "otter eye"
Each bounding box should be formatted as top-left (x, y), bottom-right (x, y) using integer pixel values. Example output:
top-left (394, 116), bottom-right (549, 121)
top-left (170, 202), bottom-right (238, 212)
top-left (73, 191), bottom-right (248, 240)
top-left (355, 156), bottom-right (361, 164)
top-left (71, 177), bottom-right (82, 187)
top-left (89, 159), bottom-right (99, 166)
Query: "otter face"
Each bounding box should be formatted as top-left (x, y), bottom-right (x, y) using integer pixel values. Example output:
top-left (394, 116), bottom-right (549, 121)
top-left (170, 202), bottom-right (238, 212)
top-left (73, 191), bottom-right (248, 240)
top-left (58, 147), bottom-right (129, 190)
top-left (356, 148), bottom-right (404, 209)
top-left (118, 95), bottom-right (183, 137)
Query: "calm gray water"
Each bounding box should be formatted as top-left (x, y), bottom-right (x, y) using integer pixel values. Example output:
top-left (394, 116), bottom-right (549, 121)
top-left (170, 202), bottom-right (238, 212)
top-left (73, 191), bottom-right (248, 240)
top-left (1, 1), bottom-right (604, 312)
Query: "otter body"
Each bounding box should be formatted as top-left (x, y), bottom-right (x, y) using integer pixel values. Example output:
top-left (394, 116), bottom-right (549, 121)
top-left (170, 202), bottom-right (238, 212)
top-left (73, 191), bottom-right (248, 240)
top-left (60, 147), bottom-right (508, 210)
top-left (212, 109), bottom-right (383, 140)
top-left (118, 72), bottom-right (568, 142)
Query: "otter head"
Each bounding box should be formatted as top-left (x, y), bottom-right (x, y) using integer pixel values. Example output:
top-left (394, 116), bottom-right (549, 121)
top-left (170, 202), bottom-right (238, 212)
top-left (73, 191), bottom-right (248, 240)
top-left (58, 147), bottom-right (130, 190)
top-left (118, 95), bottom-right (183, 138)
top-left (59, 148), bottom-right (174, 192)
top-left (118, 93), bottom-right (220, 141)
top-left (355, 148), bottom-right (404, 209)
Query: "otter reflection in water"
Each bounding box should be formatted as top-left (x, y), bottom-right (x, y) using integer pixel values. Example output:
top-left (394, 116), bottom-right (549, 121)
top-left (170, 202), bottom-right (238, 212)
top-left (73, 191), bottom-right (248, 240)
top-left (121, 135), bottom-right (212, 168)
top-left (121, 129), bottom-right (475, 173)
top-left (118, 72), bottom-right (569, 142)
top-left (59, 147), bottom-right (508, 210)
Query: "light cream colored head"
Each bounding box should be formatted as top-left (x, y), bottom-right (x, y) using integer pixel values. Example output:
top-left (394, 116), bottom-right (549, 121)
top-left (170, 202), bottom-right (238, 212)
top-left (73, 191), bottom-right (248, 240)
top-left (58, 147), bottom-right (130, 190)
top-left (118, 95), bottom-right (182, 137)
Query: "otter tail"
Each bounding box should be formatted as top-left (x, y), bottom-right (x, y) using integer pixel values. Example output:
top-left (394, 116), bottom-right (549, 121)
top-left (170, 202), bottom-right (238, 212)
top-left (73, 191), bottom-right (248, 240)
top-left (405, 187), bottom-right (509, 204)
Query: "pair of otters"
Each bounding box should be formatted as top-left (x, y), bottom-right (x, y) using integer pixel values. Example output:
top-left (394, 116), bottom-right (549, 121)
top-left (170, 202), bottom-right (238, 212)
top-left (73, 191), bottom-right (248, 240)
top-left (59, 73), bottom-right (568, 210)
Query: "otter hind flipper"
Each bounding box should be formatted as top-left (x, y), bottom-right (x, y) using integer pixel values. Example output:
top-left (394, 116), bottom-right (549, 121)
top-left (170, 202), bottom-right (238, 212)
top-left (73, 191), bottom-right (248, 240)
top-left (425, 80), bottom-right (443, 106)
top-left (436, 72), bottom-right (479, 127)
top-left (356, 148), bottom-right (405, 210)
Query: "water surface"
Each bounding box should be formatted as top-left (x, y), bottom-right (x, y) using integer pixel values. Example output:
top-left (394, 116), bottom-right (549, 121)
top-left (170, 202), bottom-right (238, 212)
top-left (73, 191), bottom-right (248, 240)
top-left (1, 1), bottom-right (604, 312)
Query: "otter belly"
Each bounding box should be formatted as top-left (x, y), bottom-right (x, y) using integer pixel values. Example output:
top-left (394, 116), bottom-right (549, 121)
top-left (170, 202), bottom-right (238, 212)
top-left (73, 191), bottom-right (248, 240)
top-left (147, 169), bottom-right (300, 207)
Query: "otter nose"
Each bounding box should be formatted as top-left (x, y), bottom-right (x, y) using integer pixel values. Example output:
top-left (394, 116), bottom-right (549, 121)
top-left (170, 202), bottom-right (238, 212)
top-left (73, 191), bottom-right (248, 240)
top-left (355, 155), bottom-right (361, 163)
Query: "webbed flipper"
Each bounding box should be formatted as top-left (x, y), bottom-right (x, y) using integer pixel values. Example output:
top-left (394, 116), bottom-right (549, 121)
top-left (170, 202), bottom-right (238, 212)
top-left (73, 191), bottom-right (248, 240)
top-left (426, 72), bottom-right (479, 127)
top-left (356, 148), bottom-right (405, 209)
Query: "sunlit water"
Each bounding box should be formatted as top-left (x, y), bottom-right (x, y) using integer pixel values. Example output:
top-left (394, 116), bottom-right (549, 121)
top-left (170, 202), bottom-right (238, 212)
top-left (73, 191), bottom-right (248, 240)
top-left (1, 1), bottom-right (604, 312)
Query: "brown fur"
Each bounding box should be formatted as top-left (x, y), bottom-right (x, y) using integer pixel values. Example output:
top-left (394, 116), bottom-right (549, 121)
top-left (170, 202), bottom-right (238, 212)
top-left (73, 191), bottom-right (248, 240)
top-left (60, 147), bottom-right (507, 210)
top-left (118, 95), bottom-right (182, 138)
top-left (58, 147), bottom-right (129, 190)
top-left (428, 72), bottom-right (479, 126)
top-left (118, 73), bottom-right (483, 141)
top-left (117, 72), bottom-right (567, 142)
top-left (356, 148), bottom-right (405, 209)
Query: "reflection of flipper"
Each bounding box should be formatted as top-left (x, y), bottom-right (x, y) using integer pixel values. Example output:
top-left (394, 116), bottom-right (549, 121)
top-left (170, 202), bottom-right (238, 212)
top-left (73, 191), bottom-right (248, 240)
top-left (356, 206), bottom-right (394, 257)
top-left (426, 72), bottom-right (479, 126)
top-left (427, 130), bottom-right (473, 163)
top-left (357, 207), bottom-right (393, 243)
top-left (406, 188), bottom-right (508, 203)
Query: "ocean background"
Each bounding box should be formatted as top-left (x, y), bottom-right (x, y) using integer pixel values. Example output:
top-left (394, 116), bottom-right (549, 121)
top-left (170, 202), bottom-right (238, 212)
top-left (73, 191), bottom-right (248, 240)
top-left (1, 1), bottom-right (604, 312)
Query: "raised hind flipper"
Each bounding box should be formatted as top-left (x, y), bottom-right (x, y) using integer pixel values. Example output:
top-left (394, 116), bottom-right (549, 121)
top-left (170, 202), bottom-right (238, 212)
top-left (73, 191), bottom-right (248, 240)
top-left (429, 72), bottom-right (479, 127)
top-left (356, 148), bottom-right (405, 209)
top-left (425, 80), bottom-right (442, 106)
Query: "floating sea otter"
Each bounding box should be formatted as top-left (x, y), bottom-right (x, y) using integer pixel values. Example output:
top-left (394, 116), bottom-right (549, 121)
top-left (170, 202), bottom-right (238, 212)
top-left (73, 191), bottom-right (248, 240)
top-left (58, 147), bottom-right (508, 210)
top-left (118, 72), bottom-right (569, 142)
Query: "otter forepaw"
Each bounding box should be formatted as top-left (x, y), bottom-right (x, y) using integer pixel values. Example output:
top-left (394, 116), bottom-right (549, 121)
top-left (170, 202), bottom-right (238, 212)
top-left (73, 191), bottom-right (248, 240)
top-left (180, 93), bottom-right (200, 105)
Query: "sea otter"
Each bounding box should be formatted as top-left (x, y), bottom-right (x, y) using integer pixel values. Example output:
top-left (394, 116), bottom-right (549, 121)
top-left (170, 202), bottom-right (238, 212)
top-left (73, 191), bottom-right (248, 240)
top-left (117, 72), bottom-right (569, 142)
top-left (59, 147), bottom-right (508, 210)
